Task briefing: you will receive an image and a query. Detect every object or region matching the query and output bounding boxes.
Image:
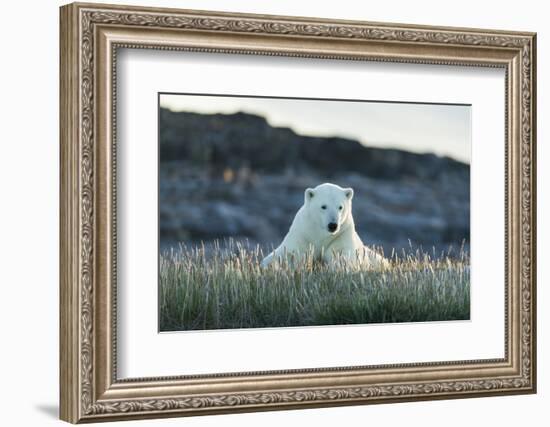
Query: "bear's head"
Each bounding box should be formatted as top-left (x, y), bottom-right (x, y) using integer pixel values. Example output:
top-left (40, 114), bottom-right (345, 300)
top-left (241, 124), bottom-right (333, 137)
top-left (304, 183), bottom-right (354, 236)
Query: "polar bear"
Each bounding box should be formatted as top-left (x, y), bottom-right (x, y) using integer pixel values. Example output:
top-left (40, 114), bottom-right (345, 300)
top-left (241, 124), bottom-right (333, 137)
top-left (261, 183), bottom-right (388, 269)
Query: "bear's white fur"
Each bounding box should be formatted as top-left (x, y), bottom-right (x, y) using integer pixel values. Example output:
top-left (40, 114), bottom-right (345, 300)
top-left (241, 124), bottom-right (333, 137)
top-left (261, 183), bottom-right (388, 269)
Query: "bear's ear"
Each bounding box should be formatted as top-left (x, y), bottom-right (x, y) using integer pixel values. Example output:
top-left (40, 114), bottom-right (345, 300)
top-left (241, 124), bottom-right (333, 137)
top-left (344, 188), bottom-right (354, 200)
top-left (305, 188), bottom-right (315, 202)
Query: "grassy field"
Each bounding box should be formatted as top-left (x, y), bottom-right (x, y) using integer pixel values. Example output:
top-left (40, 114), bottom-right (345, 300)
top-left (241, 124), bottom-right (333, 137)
top-left (159, 242), bottom-right (470, 332)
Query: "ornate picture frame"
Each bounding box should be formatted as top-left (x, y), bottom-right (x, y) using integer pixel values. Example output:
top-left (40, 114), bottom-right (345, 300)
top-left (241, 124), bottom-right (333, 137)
top-left (60, 2), bottom-right (536, 423)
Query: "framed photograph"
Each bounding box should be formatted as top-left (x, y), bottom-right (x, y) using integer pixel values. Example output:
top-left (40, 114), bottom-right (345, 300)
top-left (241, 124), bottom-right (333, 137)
top-left (60, 2), bottom-right (537, 423)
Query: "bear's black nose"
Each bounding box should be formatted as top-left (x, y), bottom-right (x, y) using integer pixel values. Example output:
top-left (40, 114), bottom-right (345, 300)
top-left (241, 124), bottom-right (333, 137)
top-left (328, 222), bottom-right (338, 232)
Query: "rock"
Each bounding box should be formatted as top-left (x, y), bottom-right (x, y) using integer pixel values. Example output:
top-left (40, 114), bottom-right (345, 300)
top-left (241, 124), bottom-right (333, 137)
top-left (159, 109), bottom-right (470, 257)
top-left (159, 108), bottom-right (470, 182)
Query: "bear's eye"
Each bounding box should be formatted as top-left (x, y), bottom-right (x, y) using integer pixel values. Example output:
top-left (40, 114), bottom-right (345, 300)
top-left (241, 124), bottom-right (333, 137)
top-left (339, 205), bottom-right (343, 211)
top-left (321, 205), bottom-right (327, 210)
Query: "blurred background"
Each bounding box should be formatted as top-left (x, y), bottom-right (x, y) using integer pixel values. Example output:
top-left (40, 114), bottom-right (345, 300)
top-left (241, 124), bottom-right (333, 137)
top-left (159, 94), bottom-right (470, 258)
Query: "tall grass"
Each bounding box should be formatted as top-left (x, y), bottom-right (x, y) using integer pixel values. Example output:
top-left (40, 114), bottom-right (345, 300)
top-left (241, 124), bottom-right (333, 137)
top-left (159, 241), bottom-right (470, 331)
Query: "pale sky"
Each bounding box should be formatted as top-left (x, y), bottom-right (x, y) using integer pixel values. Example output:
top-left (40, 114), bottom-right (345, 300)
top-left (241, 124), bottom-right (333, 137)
top-left (160, 93), bottom-right (471, 164)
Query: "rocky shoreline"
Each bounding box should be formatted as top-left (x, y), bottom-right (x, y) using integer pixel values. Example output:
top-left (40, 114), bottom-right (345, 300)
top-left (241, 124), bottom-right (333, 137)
top-left (159, 109), bottom-right (470, 257)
